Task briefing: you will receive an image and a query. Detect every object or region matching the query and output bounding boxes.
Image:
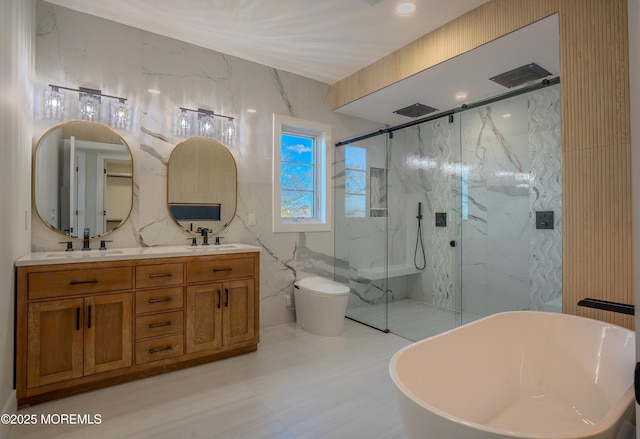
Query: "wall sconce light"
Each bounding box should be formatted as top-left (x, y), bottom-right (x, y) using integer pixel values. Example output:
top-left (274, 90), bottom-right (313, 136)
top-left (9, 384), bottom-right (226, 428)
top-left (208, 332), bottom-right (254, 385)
top-left (44, 84), bottom-right (130, 129)
top-left (110, 98), bottom-right (130, 129)
top-left (198, 109), bottom-right (216, 138)
top-left (44, 86), bottom-right (65, 119)
top-left (79, 87), bottom-right (101, 121)
top-left (222, 117), bottom-right (237, 145)
top-left (176, 108), bottom-right (193, 137)
top-left (177, 107), bottom-right (237, 144)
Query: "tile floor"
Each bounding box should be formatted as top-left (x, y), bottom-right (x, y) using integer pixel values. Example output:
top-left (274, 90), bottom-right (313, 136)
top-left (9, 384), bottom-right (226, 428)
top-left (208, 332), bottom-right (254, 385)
top-left (8, 320), bottom-right (412, 439)
top-left (347, 298), bottom-right (483, 341)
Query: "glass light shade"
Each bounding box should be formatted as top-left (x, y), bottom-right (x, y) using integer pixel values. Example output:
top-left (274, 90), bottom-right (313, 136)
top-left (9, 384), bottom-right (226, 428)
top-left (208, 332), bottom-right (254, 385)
top-left (222, 118), bottom-right (237, 145)
top-left (110, 100), bottom-right (130, 129)
top-left (79, 94), bottom-right (101, 121)
top-left (198, 113), bottom-right (216, 138)
top-left (176, 111), bottom-right (192, 137)
top-left (44, 89), bottom-right (65, 119)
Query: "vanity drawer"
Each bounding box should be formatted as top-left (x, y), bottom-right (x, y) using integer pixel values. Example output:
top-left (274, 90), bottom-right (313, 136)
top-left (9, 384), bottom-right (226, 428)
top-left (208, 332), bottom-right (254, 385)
top-left (186, 257), bottom-right (255, 283)
top-left (135, 334), bottom-right (184, 364)
top-left (135, 287), bottom-right (184, 314)
top-left (28, 267), bottom-right (133, 300)
top-left (135, 263), bottom-right (184, 289)
top-left (136, 311), bottom-right (184, 340)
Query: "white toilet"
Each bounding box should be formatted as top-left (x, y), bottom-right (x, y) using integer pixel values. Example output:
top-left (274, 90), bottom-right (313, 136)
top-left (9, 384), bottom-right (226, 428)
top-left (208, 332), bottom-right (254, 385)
top-left (294, 276), bottom-right (350, 336)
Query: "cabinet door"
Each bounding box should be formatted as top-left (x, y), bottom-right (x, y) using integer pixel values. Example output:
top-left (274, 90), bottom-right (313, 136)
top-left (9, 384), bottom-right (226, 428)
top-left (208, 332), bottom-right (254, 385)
top-left (222, 279), bottom-right (256, 346)
top-left (186, 283), bottom-right (222, 353)
top-left (84, 293), bottom-right (133, 375)
top-left (27, 298), bottom-right (84, 388)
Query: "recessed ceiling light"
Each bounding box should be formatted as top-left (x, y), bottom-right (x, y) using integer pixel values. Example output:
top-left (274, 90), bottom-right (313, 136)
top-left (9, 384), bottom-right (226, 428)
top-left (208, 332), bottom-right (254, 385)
top-left (396, 1), bottom-right (416, 16)
top-left (455, 92), bottom-right (467, 101)
top-left (502, 113), bottom-right (512, 118)
top-left (247, 108), bottom-right (257, 113)
top-left (147, 88), bottom-right (161, 94)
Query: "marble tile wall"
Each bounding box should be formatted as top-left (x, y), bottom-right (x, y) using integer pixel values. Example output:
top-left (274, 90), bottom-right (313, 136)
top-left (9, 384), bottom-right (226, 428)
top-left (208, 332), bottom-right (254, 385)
top-left (32, 1), bottom-right (382, 327)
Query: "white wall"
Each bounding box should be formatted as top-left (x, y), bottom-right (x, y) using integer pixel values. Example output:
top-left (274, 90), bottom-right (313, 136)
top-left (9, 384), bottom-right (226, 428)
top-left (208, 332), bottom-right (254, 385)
top-left (0, 0), bottom-right (35, 435)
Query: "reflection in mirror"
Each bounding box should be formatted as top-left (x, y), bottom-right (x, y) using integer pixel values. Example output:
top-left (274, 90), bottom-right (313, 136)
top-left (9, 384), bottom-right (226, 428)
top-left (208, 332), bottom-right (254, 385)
top-left (167, 137), bottom-right (237, 235)
top-left (34, 120), bottom-right (133, 238)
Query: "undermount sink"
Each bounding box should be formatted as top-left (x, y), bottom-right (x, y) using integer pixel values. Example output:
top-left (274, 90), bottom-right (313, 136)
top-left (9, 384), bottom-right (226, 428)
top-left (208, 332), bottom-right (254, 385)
top-left (185, 244), bottom-right (239, 251)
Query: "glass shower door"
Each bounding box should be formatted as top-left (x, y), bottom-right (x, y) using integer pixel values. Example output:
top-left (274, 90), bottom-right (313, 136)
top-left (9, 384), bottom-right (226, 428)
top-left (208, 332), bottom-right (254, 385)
top-left (335, 134), bottom-right (390, 332)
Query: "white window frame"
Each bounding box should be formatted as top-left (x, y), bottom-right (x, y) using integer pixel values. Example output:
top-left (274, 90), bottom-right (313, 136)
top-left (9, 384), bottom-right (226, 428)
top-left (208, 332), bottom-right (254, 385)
top-left (272, 114), bottom-right (332, 233)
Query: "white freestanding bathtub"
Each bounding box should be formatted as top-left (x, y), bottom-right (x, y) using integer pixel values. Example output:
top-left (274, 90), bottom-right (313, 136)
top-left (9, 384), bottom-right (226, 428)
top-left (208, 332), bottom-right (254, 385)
top-left (389, 311), bottom-right (635, 439)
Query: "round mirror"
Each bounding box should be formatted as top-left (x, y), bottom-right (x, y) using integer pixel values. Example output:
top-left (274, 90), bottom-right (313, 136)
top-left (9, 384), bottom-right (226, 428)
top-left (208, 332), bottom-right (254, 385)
top-left (33, 120), bottom-right (134, 239)
top-left (167, 137), bottom-right (237, 235)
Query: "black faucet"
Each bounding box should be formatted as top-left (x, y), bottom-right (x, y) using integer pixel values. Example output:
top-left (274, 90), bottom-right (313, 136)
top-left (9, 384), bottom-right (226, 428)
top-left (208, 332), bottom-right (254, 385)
top-left (215, 236), bottom-right (224, 246)
top-left (197, 227), bottom-right (212, 246)
top-left (82, 228), bottom-right (91, 251)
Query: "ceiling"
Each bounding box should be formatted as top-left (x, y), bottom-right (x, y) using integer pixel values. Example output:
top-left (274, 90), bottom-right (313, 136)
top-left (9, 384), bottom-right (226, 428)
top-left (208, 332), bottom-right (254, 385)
top-left (44, 0), bottom-right (489, 85)
top-left (336, 14), bottom-right (560, 125)
top-left (44, 0), bottom-right (559, 127)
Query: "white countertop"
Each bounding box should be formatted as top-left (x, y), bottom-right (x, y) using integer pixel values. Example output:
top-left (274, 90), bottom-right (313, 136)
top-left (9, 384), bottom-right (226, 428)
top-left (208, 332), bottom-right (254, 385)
top-left (15, 243), bottom-right (262, 266)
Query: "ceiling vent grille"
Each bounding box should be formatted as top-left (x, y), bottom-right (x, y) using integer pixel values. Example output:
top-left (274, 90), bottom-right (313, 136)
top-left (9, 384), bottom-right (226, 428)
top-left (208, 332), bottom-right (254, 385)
top-left (393, 103), bottom-right (438, 118)
top-left (489, 63), bottom-right (552, 88)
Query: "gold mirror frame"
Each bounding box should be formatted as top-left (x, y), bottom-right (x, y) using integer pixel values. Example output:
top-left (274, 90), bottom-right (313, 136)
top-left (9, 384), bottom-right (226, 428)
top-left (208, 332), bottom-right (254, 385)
top-left (167, 137), bottom-right (237, 235)
top-left (33, 120), bottom-right (134, 239)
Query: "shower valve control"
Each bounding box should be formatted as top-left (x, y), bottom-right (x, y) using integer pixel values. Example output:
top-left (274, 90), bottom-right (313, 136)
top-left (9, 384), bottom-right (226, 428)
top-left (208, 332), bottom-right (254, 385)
top-left (435, 212), bottom-right (447, 227)
top-left (450, 240), bottom-right (457, 248)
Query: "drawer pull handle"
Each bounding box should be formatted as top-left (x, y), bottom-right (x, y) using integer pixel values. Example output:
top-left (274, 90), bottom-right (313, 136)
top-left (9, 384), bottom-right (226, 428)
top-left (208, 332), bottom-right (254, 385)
top-left (148, 273), bottom-right (173, 279)
top-left (148, 297), bottom-right (172, 304)
top-left (149, 345), bottom-right (172, 354)
top-left (148, 321), bottom-right (172, 329)
top-left (70, 279), bottom-right (98, 285)
top-left (213, 268), bottom-right (233, 273)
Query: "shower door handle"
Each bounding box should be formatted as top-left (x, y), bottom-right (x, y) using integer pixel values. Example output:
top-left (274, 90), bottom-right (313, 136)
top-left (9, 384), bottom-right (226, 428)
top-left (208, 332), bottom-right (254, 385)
top-left (450, 240), bottom-right (457, 248)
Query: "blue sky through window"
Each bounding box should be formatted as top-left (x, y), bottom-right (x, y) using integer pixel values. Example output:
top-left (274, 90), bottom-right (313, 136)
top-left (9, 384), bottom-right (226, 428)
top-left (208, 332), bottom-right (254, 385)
top-left (281, 133), bottom-right (315, 218)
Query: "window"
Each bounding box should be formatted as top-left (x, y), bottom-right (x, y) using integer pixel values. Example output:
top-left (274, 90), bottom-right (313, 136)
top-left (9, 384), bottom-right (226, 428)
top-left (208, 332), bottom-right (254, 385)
top-left (344, 145), bottom-right (367, 217)
top-left (273, 114), bottom-right (332, 232)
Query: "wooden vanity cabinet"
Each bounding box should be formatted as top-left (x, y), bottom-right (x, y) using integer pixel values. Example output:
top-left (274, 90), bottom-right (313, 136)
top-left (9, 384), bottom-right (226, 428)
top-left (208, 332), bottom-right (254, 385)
top-left (24, 268), bottom-right (133, 389)
top-left (186, 279), bottom-right (255, 353)
top-left (16, 251), bottom-right (259, 407)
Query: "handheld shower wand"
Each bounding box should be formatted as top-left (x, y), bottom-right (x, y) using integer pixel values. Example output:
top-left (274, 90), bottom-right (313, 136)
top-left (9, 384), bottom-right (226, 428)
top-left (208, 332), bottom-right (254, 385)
top-left (414, 202), bottom-right (426, 270)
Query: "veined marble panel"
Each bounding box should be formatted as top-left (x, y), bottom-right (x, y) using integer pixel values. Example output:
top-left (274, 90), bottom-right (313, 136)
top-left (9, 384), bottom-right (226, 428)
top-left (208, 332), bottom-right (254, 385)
top-left (528, 85), bottom-right (562, 309)
top-left (32, 2), bottom-right (382, 328)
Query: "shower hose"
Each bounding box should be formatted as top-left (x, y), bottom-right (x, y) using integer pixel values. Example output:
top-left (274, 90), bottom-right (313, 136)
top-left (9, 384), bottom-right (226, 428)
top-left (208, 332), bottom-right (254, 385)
top-left (414, 211), bottom-right (426, 270)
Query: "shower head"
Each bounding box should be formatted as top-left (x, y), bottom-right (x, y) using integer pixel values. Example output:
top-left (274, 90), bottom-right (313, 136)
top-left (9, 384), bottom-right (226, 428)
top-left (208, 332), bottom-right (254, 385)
top-left (489, 63), bottom-right (552, 89)
top-left (393, 103), bottom-right (438, 118)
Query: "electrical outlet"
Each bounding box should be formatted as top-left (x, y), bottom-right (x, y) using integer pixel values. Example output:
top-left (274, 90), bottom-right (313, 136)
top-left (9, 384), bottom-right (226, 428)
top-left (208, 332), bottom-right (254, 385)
top-left (248, 213), bottom-right (256, 226)
top-left (536, 211), bottom-right (554, 229)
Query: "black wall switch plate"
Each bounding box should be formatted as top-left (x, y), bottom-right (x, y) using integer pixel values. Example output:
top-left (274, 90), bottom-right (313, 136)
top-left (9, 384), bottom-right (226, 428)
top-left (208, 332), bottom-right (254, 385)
top-left (435, 212), bottom-right (447, 227)
top-left (536, 211), bottom-right (554, 229)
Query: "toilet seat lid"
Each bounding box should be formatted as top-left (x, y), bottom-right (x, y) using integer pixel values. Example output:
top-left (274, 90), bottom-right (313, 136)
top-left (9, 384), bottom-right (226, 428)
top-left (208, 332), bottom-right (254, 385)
top-left (295, 276), bottom-right (350, 296)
